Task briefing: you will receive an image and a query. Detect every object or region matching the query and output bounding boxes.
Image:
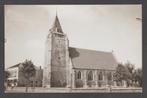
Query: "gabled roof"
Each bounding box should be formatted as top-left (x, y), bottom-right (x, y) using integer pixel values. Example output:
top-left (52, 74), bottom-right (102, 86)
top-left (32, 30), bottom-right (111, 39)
top-left (7, 62), bottom-right (41, 70)
top-left (69, 47), bottom-right (118, 70)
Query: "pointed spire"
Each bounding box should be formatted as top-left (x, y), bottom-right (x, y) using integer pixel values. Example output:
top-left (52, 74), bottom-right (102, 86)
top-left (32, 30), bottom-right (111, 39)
top-left (51, 13), bottom-right (63, 33)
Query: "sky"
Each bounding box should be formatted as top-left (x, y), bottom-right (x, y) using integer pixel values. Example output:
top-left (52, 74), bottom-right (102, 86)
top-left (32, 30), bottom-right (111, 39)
top-left (5, 5), bottom-right (142, 69)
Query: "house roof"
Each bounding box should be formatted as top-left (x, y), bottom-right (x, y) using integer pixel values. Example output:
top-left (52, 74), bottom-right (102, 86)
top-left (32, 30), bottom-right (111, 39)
top-left (7, 63), bottom-right (21, 69)
top-left (69, 47), bottom-right (118, 70)
top-left (7, 63), bottom-right (41, 70)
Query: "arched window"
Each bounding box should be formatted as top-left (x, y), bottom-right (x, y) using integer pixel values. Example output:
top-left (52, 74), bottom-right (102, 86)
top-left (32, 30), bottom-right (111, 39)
top-left (107, 72), bottom-right (112, 81)
top-left (77, 71), bottom-right (81, 79)
top-left (98, 72), bottom-right (103, 80)
top-left (88, 71), bottom-right (93, 81)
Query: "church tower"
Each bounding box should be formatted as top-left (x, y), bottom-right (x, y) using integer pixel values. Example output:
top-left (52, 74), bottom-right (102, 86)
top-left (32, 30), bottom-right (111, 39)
top-left (43, 15), bottom-right (70, 87)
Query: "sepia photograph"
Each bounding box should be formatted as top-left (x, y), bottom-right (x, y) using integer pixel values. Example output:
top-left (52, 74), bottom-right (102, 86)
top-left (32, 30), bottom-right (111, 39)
top-left (4, 5), bottom-right (142, 93)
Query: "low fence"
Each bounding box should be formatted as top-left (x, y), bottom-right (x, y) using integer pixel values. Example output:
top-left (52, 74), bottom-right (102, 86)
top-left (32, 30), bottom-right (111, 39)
top-left (72, 87), bottom-right (142, 93)
top-left (5, 87), bottom-right (142, 93)
top-left (110, 87), bottom-right (142, 93)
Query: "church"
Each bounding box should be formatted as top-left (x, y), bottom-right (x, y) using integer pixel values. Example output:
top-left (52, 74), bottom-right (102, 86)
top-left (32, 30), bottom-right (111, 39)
top-left (43, 15), bottom-right (118, 88)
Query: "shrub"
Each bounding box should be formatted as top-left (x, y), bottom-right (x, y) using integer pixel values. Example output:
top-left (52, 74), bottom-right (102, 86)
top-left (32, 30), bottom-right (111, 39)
top-left (62, 82), bottom-right (67, 87)
top-left (51, 80), bottom-right (61, 87)
top-left (75, 79), bottom-right (83, 88)
top-left (108, 80), bottom-right (113, 85)
top-left (98, 81), bottom-right (105, 87)
top-left (87, 80), bottom-right (96, 87)
top-left (51, 80), bottom-right (67, 87)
